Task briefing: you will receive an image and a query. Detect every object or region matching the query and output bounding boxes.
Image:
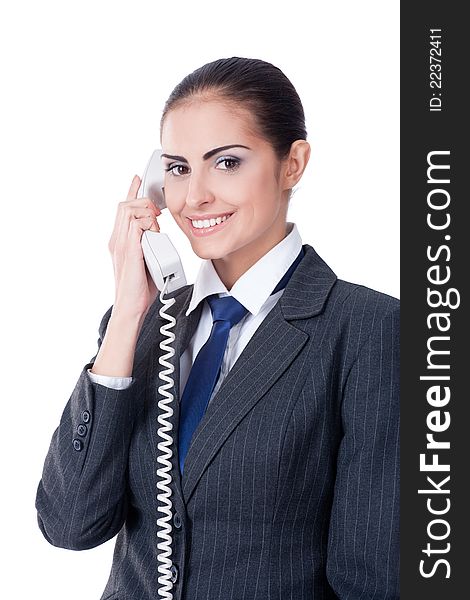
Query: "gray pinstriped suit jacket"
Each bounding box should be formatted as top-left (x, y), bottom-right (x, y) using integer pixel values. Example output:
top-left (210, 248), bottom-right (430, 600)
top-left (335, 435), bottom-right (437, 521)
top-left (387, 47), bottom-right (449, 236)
top-left (36, 243), bottom-right (400, 599)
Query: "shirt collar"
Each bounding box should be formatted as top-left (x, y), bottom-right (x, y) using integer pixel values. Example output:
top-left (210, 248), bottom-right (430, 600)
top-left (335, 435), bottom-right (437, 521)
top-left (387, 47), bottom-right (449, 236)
top-left (185, 222), bottom-right (303, 317)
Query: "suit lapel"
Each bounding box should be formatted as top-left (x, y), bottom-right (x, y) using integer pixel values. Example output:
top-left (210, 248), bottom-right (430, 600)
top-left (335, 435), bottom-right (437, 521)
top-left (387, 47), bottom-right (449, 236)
top-left (180, 243), bottom-right (337, 504)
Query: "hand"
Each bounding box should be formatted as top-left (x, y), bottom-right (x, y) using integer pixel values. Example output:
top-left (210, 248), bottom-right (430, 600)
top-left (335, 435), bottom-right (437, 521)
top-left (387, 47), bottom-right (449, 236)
top-left (108, 175), bottom-right (162, 318)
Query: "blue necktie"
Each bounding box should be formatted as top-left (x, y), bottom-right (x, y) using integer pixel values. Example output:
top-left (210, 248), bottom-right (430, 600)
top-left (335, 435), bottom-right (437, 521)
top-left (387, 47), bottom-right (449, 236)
top-left (178, 247), bottom-right (305, 474)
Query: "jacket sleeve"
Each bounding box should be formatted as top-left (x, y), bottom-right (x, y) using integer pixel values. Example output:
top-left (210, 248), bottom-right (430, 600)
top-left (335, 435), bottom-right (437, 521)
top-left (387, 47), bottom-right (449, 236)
top-left (35, 305), bottom-right (148, 551)
top-left (326, 304), bottom-right (400, 599)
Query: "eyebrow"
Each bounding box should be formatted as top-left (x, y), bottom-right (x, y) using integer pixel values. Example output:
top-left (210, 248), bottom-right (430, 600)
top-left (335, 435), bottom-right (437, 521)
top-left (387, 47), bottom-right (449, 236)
top-left (160, 144), bottom-right (251, 162)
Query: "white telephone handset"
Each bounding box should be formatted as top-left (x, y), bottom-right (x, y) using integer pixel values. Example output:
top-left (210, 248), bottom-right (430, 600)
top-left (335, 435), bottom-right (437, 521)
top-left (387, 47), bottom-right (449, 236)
top-left (137, 149), bottom-right (187, 293)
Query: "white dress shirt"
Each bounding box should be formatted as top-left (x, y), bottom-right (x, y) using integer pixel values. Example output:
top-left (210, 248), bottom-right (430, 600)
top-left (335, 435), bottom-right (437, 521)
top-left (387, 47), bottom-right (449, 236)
top-left (87, 222), bottom-right (303, 403)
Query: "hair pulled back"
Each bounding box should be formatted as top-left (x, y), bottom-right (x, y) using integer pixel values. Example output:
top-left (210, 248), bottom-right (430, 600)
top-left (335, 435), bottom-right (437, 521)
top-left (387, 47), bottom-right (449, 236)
top-left (160, 56), bottom-right (307, 162)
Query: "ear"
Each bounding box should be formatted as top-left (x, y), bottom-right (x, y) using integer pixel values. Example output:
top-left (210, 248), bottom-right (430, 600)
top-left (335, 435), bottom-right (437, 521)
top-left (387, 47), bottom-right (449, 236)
top-left (281, 140), bottom-right (311, 191)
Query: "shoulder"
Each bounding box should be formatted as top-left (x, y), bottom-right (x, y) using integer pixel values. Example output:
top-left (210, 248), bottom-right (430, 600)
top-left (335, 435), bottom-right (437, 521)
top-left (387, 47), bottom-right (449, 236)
top-left (318, 279), bottom-right (399, 358)
top-left (331, 278), bottom-right (399, 322)
top-left (297, 243), bottom-right (398, 329)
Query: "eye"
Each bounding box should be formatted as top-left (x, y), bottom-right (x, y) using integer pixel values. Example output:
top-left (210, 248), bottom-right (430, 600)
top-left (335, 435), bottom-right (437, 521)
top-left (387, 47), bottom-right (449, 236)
top-left (165, 163), bottom-right (190, 177)
top-left (215, 156), bottom-right (241, 172)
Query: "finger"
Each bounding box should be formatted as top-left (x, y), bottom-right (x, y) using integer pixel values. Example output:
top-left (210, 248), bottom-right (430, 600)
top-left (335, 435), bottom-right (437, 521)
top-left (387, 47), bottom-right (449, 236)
top-left (122, 206), bottom-right (160, 219)
top-left (122, 199), bottom-right (161, 215)
top-left (146, 221), bottom-right (160, 233)
top-left (128, 215), bottom-right (160, 235)
top-left (112, 183), bottom-right (160, 255)
top-left (127, 216), bottom-right (160, 251)
top-left (126, 175), bottom-right (142, 201)
top-left (116, 212), bottom-right (159, 252)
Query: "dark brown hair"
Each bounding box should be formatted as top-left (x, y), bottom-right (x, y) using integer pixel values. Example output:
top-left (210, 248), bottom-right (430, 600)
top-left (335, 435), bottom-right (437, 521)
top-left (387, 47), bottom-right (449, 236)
top-left (160, 56), bottom-right (307, 162)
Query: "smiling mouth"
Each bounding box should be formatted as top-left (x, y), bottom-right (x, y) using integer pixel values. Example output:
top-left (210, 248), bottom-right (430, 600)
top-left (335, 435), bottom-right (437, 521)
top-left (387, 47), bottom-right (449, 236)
top-left (188, 212), bottom-right (235, 235)
top-left (189, 213), bottom-right (233, 231)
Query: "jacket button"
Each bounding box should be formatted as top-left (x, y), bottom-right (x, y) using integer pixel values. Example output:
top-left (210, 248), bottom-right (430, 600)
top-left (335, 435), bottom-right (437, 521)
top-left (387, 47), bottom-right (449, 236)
top-left (173, 512), bottom-right (182, 529)
top-left (82, 410), bottom-right (91, 423)
top-left (77, 424), bottom-right (88, 437)
top-left (72, 438), bottom-right (83, 451)
top-left (170, 564), bottom-right (178, 584)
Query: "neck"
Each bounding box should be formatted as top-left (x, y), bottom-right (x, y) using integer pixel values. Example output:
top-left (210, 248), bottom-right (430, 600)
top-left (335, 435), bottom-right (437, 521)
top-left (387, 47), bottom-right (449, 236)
top-left (211, 221), bottom-right (290, 291)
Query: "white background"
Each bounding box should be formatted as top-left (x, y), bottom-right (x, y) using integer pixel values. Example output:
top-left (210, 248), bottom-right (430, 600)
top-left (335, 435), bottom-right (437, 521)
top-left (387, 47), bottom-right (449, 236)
top-left (0, 1), bottom-right (399, 598)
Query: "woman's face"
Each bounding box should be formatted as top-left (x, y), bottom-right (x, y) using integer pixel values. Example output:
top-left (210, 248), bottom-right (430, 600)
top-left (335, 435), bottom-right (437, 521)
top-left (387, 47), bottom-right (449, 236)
top-left (160, 98), bottom-right (290, 275)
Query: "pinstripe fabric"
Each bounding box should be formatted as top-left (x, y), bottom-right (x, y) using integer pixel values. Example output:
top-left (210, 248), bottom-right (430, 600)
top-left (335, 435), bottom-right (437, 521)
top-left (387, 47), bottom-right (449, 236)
top-left (36, 243), bottom-right (400, 599)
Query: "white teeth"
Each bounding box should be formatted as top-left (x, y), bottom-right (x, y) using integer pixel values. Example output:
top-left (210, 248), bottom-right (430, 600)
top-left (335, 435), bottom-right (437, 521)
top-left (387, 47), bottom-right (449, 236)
top-left (191, 214), bottom-right (232, 229)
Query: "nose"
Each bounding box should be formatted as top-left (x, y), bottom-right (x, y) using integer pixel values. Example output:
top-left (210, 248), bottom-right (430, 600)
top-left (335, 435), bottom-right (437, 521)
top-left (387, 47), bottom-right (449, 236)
top-left (185, 168), bottom-right (215, 209)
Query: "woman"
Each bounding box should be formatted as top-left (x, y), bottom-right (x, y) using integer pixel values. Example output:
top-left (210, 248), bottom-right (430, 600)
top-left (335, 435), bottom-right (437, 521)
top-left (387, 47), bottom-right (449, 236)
top-left (36, 57), bottom-right (399, 599)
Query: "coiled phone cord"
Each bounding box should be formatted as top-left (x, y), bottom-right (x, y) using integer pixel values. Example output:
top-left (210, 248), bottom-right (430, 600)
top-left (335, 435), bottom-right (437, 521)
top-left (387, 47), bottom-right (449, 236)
top-left (155, 275), bottom-right (177, 599)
